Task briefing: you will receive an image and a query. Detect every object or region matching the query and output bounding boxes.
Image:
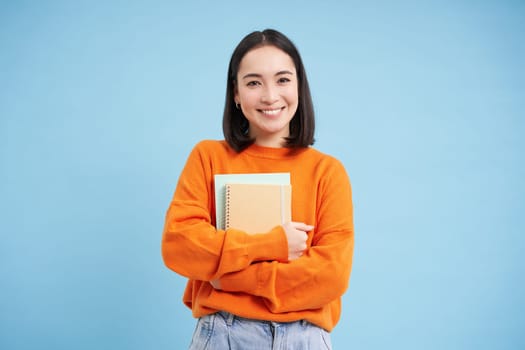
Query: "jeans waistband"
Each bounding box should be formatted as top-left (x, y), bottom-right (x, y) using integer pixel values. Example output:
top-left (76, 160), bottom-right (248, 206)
top-left (217, 311), bottom-right (309, 328)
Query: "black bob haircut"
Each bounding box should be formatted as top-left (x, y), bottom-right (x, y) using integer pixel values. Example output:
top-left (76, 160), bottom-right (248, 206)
top-left (222, 29), bottom-right (315, 152)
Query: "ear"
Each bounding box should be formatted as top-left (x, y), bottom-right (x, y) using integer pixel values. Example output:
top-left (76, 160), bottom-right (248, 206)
top-left (234, 86), bottom-right (239, 105)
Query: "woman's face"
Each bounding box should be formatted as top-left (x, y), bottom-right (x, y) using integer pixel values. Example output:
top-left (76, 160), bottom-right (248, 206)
top-left (235, 45), bottom-right (299, 147)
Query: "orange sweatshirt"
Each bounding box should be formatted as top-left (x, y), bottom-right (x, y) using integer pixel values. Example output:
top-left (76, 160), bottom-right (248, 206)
top-left (162, 140), bottom-right (354, 331)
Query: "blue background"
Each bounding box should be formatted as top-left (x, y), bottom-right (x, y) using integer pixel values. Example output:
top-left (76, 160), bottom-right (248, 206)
top-left (1, 0), bottom-right (524, 349)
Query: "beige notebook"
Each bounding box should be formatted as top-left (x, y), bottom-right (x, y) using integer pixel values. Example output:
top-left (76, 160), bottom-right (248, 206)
top-left (225, 183), bottom-right (292, 234)
top-left (214, 173), bottom-right (290, 230)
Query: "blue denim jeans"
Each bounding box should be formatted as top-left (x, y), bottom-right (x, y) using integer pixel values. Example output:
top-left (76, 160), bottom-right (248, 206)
top-left (188, 311), bottom-right (332, 350)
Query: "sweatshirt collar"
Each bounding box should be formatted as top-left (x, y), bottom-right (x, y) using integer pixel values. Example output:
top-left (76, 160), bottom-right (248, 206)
top-left (243, 143), bottom-right (308, 159)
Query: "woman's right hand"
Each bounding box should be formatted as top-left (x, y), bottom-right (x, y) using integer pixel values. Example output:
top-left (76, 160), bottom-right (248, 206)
top-left (282, 222), bottom-right (314, 261)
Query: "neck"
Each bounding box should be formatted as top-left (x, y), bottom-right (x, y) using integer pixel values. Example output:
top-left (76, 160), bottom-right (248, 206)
top-left (253, 137), bottom-right (286, 148)
top-left (250, 130), bottom-right (289, 148)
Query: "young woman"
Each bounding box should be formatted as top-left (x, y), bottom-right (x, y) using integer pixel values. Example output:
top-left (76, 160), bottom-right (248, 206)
top-left (162, 29), bottom-right (354, 349)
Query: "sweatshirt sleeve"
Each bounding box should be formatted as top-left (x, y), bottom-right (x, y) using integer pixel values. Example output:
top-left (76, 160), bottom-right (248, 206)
top-left (217, 159), bottom-right (354, 313)
top-left (161, 142), bottom-right (288, 281)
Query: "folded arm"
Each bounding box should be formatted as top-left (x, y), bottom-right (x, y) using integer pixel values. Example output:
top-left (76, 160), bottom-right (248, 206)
top-left (161, 144), bottom-right (288, 281)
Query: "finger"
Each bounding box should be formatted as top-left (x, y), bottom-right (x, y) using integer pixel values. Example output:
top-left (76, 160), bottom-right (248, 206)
top-left (295, 223), bottom-right (314, 231)
top-left (290, 222), bottom-right (312, 228)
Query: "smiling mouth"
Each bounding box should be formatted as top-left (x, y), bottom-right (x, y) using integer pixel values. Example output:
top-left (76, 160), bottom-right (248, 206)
top-left (259, 107), bottom-right (284, 116)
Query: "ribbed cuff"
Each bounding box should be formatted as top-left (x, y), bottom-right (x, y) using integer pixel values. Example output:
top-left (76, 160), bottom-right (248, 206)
top-left (245, 225), bottom-right (288, 262)
top-left (219, 265), bottom-right (258, 293)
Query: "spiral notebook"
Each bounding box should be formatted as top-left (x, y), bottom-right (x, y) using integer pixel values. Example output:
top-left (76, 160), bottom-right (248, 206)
top-left (224, 183), bottom-right (291, 234)
top-left (214, 173), bottom-right (290, 230)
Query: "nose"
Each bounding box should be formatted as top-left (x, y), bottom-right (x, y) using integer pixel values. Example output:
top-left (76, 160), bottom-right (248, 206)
top-left (261, 85), bottom-right (279, 104)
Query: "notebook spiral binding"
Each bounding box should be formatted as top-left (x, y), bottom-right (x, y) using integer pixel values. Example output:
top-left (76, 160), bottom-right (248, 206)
top-left (224, 184), bottom-right (231, 230)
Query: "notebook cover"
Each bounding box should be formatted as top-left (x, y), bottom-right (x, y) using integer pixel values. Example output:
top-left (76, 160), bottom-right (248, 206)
top-left (225, 183), bottom-right (291, 234)
top-left (214, 173), bottom-right (290, 229)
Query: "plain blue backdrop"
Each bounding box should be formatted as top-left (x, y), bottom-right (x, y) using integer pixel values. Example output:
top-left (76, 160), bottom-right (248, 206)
top-left (1, 0), bottom-right (524, 349)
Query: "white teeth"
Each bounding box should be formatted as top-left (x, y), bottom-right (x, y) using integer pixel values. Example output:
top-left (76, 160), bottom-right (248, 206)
top-left (261, 108), bottom-right (281, 115)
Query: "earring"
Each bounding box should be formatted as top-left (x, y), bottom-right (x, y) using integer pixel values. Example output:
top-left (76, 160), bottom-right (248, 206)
top-left (235, 103), bottom-right (241, 110)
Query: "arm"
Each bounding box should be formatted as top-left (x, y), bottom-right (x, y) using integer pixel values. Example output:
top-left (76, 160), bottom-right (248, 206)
top-left (161, 143), bottom-right (288, 281)
top-left (216, 161), bottom-right (354, 313)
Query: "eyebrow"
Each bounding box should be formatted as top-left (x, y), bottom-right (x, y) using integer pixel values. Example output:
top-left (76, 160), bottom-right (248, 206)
top-left (242, 70), bottom-right (294, 80)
